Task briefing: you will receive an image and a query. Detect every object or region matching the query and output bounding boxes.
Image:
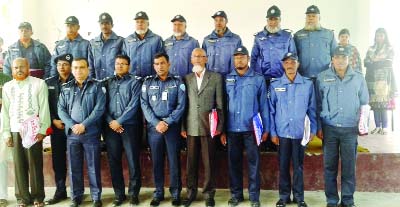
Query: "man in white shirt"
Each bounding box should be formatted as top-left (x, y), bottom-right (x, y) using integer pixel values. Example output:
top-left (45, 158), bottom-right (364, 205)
top-left (1, 58), bottom-right (50, 206)
top-left (181, 48), bottom-right (225, 207)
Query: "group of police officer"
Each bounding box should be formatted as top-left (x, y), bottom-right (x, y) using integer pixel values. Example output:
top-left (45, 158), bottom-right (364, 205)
top-left (0, 3), bottom-right (369, 207)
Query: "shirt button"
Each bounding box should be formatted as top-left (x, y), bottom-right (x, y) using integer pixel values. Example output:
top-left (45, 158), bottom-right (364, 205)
top-left (116, 102), bottom-right (119, 104)
top-left (102, 68), bottom-right (105, 71)
top-left (340, 108), bottom-right (343, 110)
top-left (216, 53), bottom-right (219, 56)
top-left (288, 101), bottom-right (291, 104)
top-left (237, 112), bottom-right (240, 114)
top-left (312, 58), bottom-right (315, 60)
top-left (290, 118), bottom-right (293, 121)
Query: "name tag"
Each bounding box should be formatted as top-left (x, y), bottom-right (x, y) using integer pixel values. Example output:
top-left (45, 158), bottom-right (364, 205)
top-left (324, 78), bottom-right (335, 82)
top-left (162, 91), bottom-right (168, 101)
top-left (275, 87), bottom-right (286, 92)
top-left (149, 86), bottom-right (159, 90)
top-left (259, 37), bottom-right (267, 41)
top-left (168, 85), bottom-right (177, 88)
top-left (165, 42), bottom-right (173, 47)
top-left (226, 78), bottom-right (236, 83)
top-left (208, 39), bottom-right (217, 43)
top-left (48, 86), bottom-right (55, 89)
top-left (297, 33), bottom-right (308, 38)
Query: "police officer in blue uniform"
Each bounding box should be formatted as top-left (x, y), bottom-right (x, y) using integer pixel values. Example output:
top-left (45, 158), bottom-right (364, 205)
top-left (251, 5), bottom-right (297, 80)
top-left (164, 15), bottom-right (200, 76)
top-left (88, 12), bottom-right (124, 80)
top-left (141, 53), bottom-right (186, 207)
top-left (104, 55), bottom-right (142, 206)
top-left (44, 53), bottom-right (74, 205)
top-left (202, 11), bottom-right (242, 76)
top-left (3, 22), bottom-right (52, 79)
top-left (221, 46), bottom-right (269, 207)
top-left (294, 5), bottom-right (337, 78)
top-left (51, 16), bottom-right (90, 76)
top-left (122, 11), bottom-right (164, 78)
top-left (58, 58), bottom-right (106, 207)
top-left (269, 52), bottom-right (317, 207)
top-left (316, 46), bottom-right (369, 207)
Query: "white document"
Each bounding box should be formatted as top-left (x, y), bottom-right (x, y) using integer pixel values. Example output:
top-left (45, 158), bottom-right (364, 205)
top-left (301, 115), bottom-right (311, 146)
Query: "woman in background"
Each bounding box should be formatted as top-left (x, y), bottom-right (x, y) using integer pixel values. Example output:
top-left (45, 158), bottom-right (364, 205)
top-left (364, 28), bottom-right (397, 135)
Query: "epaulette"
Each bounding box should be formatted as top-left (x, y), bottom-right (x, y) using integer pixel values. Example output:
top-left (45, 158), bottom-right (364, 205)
top-left (144, 75), bottom-right (153, 80)
top-left (270, 78), bottom-right (278, 82)
top-left (283, 29), bottom-right (292, 33)
top-left (62, 79), bottom-right (74, 87)
top-left (44, 75), bottom-right (57, 81)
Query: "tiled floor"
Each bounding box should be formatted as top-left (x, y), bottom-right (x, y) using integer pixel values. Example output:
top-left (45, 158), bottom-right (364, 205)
top-left (3, 187), bottom-right (400, 207)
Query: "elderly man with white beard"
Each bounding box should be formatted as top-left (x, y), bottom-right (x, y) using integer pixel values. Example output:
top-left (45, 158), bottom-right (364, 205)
top-left (122, 11), bottom-right (164, 78)
top-left (251, 5), bottom-right (297, 81)
top-left (181, 48), bottom-right (225, 207)
top-left (294, 5), bottom-right (337, 79)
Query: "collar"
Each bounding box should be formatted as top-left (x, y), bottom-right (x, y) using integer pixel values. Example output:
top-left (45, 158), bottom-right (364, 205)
top-left (133, 29), bottom-right (154, 39)
top-left (195, 68), bottom-right (206, 78)
top-left (172, 33), bottom-right (190, 41)
top-left (96, 31), bottom-right (118, 42)
top-left (154, 73), bottom-right (174, 81)
top-left (229, 67), bottom-right (255, 77)
top-left (328, 66), bottom-right (355, 79)
top-left (263, 27), bottom-right (282, 36)
top-left (281, 73), bottom-right (304, 84)
top-left (210, 27), bottom-right (233, 38)
top-left (58, 74), bottom-right (74, 83)
top-left (64, 34), bottom-right (84, 42)
top-left (18, 39), bottom-right (34, 48)
top-left (114, 73), bottom-right (131, 80)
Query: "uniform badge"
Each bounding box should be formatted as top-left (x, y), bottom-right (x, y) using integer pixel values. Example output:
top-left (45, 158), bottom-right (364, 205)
top-left (175, 15), bottom-right (180, 18)
top-left (151, 95), bottom-right (157, 101)
top-left (275, 87), bottom-right (286, 92)
top-left (324, 78), bottom-right (335, 82)
top-left (226, 78), bottom-right (236, 83)
top-left (271, 9), bottom-right (275, 14)
top-left (259, 37), bottom-right (267, 41)
top-left (69, 18), bottom-right (72, 21)
top-left (150, 86), bottom-right (160, 90)
top-left (179, 84), bottom-right (186, 91)
top-left (142, 85), bottom-right (147, 92)
top-left (102, 15), bottom-right (106, 20)
top-left (165, 42), bottom-right (173, 47)
top-left (102, 87), bottom-right (106, 94)
top-left (138, 12), bottom-right (142, 16)
top-left (217, 12), bottom-right (221, 15)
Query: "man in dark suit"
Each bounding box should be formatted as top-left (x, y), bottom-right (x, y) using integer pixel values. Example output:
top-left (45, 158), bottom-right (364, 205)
top-left (181, 48), bottom-right (225, 207)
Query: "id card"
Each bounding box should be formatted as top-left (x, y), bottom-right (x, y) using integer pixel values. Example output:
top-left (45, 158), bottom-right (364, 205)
top-left (162, 91), bottom-right (168, 101)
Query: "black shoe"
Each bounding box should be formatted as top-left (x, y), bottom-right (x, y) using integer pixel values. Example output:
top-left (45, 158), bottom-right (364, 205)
top-left (45, 194), bottom-right (68, 205)
top-left (172, 198), bottom-right (181, 206)
top-left (327, 204), bottom-right (338, 207)
top-left (92, 200), bottom-right (102, 207)
top-left (340, 204), bottom-right (356, 207)
top-left (129, 196), bottom-right (139, 205)
top-left (150, 198), bottom-right (163, 207)
top-left (112, 197), bottom-right (126, 207)
top-left (205, 198), bottom-right (215, 207)
top-left (251, 201), bottom-right (261, 207)
top-left (276, 199), bottom-right (287, 207)
top-left (298, 201), bottom-right (308, 207)
top-left (70, 200), bottom-right (81, 207)
top-left (228, 197), bottom-right (244, 207)
top-left (182, 197), bottom-right (195, 207)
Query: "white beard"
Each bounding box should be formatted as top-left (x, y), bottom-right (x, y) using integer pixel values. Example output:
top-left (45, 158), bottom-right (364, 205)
top-left (192, 65), bottom-right (205, 73)
top-left (266, 25), bottom-right (281, 34)
top-left (304, 23), bottom-right (321, 31)
top-left (136, 29), bottom-right (148, 35)
top-left (173, 32), bottom-right (184, 37)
